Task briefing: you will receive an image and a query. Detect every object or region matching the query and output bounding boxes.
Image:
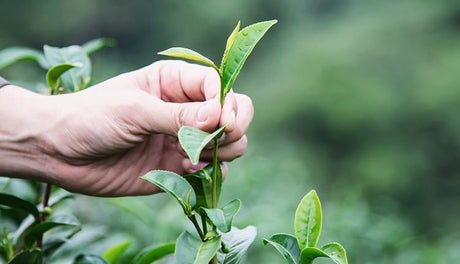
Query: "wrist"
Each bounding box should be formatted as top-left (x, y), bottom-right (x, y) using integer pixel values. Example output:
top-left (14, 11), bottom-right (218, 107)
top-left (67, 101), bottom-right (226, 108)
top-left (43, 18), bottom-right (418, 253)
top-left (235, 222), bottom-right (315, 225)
top-left (0, 85), bottom-right (56, 183)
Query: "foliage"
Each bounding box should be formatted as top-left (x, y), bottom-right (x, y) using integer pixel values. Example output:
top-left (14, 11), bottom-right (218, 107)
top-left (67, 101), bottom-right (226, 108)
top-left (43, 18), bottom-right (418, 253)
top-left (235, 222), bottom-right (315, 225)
top-left (264, 190), bottom-right (348, 264)
top-left (139, 20), bottom-right (277, 263)
top-left (0, 40), bottom-right (112, 263)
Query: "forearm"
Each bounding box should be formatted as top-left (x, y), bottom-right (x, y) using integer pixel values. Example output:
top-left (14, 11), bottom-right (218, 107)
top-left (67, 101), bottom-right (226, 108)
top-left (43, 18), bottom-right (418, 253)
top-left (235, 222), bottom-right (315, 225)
top-left (0, 85), bottom-right (55, 183)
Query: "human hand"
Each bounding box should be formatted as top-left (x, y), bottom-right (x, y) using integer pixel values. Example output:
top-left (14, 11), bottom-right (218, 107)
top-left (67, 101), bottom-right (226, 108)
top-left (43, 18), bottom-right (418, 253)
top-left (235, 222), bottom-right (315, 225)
top-left (0, 60), bottom-right (253, 196)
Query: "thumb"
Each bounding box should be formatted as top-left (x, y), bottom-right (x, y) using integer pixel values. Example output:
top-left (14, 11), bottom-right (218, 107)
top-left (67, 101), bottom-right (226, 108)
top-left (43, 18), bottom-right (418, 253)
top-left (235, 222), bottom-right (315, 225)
top-left (146, 97), bottom-right (222, 135)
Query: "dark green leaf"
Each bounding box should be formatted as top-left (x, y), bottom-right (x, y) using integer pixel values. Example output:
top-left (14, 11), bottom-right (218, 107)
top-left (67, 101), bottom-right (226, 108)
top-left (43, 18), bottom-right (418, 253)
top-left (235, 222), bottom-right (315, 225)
top-left (82, 38), bottom-right (116, 56)
top-left (141, 170), bottom-right (196, 215)
top-left (74, 254), bottom-right (109, 264)
top-left (24, 214), bottom-right (80, 248)
top-left (8, 249), bottom-right (42, 264)
top-left (0, 47), bottom-right (48, 70)
top-left (102, 240), bottom-right (132, 264)
top-left (46, 63), bottom-right (81, 93)
top-left (43, 45), bottom-right (91, 93)
top-left (158, 47), bottom-right (218, 71)
top-left (299, 247), bottom-right (328, 264)
top-left (263, 233), bottom-right (300, 264)
top-left (0, 192), bottom-right (39, 221)
top-left (295, 190), bottom-right (322, 249)
top-left (185, 165), bottom-right (213, 209)
top-left (42, 237), bottom-right (67, 258)
top-left (48, 189), bottom-right (74, 207)
top-left (200, 199), bottom-right (241, 233)
top-left (218, 226), bottom-right (257, 264)
top-left (130, 242), bottom-right (175, 264)
top-left (178, 126), bottom-right (226, 165)
top-left (220, 20), bottom-right (277, 96)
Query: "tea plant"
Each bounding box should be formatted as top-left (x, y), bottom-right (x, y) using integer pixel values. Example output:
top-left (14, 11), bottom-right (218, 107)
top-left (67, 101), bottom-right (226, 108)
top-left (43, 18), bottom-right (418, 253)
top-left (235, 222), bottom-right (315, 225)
top-left (263, 190), bottom-right (348, 264)
top-left (139, 20), bottom-right (277, 263)
top-left (0, 38), bottom-right (114, 263)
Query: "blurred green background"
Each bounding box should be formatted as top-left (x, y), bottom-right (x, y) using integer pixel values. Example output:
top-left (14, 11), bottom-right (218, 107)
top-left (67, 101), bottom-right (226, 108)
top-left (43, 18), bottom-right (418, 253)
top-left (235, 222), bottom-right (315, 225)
top-left (1, 0), bottom-right (460, 263)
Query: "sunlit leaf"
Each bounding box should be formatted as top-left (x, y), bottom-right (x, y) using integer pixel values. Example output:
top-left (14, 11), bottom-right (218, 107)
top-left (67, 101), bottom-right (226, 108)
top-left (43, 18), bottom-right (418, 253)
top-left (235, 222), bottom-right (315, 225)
top-left (220, 20), bottom-right (277, 97)
top-left (73, 254), bottom-right (109, 264)
top-left (141, 170), bottom-right (196, 215)
top-left (0, 47), bottom-right (48, 70)
top-left (82, 38), bottom-right (116, 56)
top-left (8, 249), bottom-right (42, 264)
top-left (300, 243), bottom-right (347, 264)
top-left (295, 190), bottom-right (322, 249)
top-left (102, 240), bottom-right (132, 264)
top-left (220, 21), bottom-right (241, 71)
top-left (158, 47), bottom-right (218, 71)
top-left (200, 199), bottom-right (241, 233)
top-left (321, 242), bottom-right (348, 264)
top-left (218, 226), bottom-right (257, 264)
top-left (130, 242), bottom-right (175, 264)
top-left (0, 192), bottom-right (40, 221)
top-left (178, 126), bottom-right (226, 165)
top-left (43, 45), bottom-right (91, 93)
top-left (263, 233), bottom-right (300, 264)
top-left (46, 63), bottom-right (82, 93)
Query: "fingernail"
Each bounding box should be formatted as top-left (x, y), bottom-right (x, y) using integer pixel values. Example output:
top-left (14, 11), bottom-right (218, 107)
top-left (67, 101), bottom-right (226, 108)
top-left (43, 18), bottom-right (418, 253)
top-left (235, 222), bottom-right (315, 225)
top-left (197, 103), bottom-right (209, 123)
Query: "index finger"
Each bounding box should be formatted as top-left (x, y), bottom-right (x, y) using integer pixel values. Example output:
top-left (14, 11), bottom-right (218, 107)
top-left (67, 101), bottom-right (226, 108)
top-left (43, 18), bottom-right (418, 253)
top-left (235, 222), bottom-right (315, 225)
top-left (140, 60), bottom-right (221, 103)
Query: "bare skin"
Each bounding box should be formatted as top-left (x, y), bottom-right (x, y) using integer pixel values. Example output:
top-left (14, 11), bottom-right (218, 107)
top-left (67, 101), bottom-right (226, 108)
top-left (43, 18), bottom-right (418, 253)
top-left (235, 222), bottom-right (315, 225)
top-left (0, 60), bottom-right (254, 196)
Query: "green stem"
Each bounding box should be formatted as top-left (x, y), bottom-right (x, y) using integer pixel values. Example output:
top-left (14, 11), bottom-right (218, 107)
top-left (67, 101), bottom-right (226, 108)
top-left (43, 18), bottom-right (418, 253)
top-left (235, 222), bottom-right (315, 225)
top-left (189, 214), bottom-right (205, 241)
top-left (201, 213), bottom-right (208, 235)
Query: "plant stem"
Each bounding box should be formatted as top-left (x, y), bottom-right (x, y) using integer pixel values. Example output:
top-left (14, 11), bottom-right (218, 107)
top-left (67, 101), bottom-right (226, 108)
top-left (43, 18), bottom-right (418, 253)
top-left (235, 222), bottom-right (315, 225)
top-left (189, 214), bottom-right (205, 241)
top-left (37, 183), bottom-right (52, 248)
top-left (211, 139), bottom-right (219, 209)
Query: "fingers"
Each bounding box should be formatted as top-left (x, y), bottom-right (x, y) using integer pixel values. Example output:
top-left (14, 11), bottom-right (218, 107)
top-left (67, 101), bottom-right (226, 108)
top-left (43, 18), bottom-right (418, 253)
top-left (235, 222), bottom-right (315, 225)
top-left (220, 93), bottom-right (254, 144)
top-left (181, 159), bottom-right (228, 181)
top-left (140, 60), bottom-right (221, 102)
top-left (142, 97), bottom-right (222, 136)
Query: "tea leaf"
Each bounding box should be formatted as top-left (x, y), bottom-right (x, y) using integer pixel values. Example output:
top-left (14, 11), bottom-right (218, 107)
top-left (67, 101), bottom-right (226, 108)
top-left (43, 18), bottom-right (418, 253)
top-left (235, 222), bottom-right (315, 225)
top-left (321, 242), bottom-right (348, 264)
top-left (42, 237), bottom-right (67, 258)
top-left (295, 190), bottom-right (322, 249)
top-left (178, 126), bottom-right (226, 165)
top-left (0, 192), bottom-right (40, 221)
top-left (102, 240), bottom-right (132, 264)
top-left (200, 199), bottom-right (241, 233)
top-left (299, 247), bottom-right (328, 264)
top-left (185, 165), bottom-right (213, 209)
top-left (130, 242), bottom-right (175, 264)
top-left (24, 215), bottom-right (80, 249)
top-left (46, 63), bottom-right (82, 93)
top-left (218, 226), bottom-right (257, 264)
top-left (44, 45), bottom-right (91, 93)
top-left (220, 20), bottom-right (277, 97)
top-left (263, 233), bottom-right (301, 264)
top-left (158, 47), bottom-right (218, 71)
top-left (220, 21), bottom-right (241, 71)
top-left (141, 170), bottom-right (196, 215)
top-left (194, 236), bottom-right (221, 264)
top-left (82, 38), bottom-right (115, 56)
top-left (174, 231), bottom-right (221, 264)
top-left (0, 47), bottom-right (48, 70)
top-left (74, 254), bottom-right (109, 264)
top-left (299, 243), bottom-right (347, 264)
top-left (8, 249), bottom-right (42, 264)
